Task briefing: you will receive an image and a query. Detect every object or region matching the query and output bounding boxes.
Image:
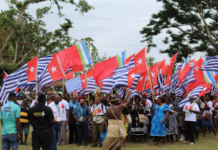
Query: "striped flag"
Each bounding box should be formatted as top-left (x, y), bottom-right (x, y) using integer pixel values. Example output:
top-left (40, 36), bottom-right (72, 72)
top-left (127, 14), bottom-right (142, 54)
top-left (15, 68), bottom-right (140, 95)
top-left (115, 87), bottom-right (125, 98)
top-left (79, 77), bottom-right (99, 95)
top-left (65, 76), bottom-right (82, 94)
top-left (200, 55), bottom-right (218, 71)
top-left (169, 64), bottom-right (182, 94)
top-left (178, 85), bottom-right (203, 108)
top-left (180, 66), bottom-right (195, 91)
top-left (157, 73), bottom-right (167, 95)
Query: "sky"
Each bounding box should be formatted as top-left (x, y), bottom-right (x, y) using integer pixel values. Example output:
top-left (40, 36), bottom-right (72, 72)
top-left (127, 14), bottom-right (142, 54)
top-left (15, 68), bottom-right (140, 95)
top-left (1, 0), bottom-right (205, 64)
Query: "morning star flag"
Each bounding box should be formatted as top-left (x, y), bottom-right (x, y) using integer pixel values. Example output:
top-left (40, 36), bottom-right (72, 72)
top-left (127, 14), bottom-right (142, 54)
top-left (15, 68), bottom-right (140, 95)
top-left (93, 51), bottom-right (126, 85)
top-left (77, 77), bottom-right (99, 95)
top-left (179, 66), bottom-right (195, 91)
top-left (26, 56), bottom-right (38, 82)
top-left (58, 41), bottom-right (92, 72)
top-left (161, 52), bottom-right (178, 76)
top-left (178, 85), bottom-right (203, 108)
top-left (200, 55), bottom-right (218, 71)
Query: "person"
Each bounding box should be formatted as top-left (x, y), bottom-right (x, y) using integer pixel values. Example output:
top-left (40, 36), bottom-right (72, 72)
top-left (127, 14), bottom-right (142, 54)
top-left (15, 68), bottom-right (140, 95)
top-left (202, 94), bottom-right (217, 138)
top-left (166, 97), bottom-right (178, 143)
top-left (0, 93), bottom-right (21, 150)
top-left (18, 90), bottom-right (24, 99)
top-left (73, 96), bottom-right (91, 146)
top-left (48, 95), bottom-right (61, 150)
top-left (68, 95), bottom-right (79, 144)
top-left (20, 98), bottom-right (30, 146)
top-left (195, 96), bottom-right (203, 141)
top-left (171, 92), bottom-right (182, 112)
top-left (17, 97), bottom-right (23, 106)
top-left (102, 90), bottom-right (132, 150)
top-left (183, 96), bottom-right (200, 145)
top-left (150, 96), bottom-right (170, 146)
top-left (130, 96), bottom-right (144, 143)
top-left (29, 94), bottom-right (55, 150)
top-left (91, 88), bottom-right (107, 147)
top-left (47, 95), bottom-right (54, 106)
top-left (57, 93), bottom-right (69, 146)
top-left (88, 98), bottom-right (95, 142)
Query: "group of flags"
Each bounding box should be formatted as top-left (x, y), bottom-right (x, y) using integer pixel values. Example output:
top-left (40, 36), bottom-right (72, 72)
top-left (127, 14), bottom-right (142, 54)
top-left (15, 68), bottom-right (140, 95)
top-left (2, 42), bottom-right (218, 109)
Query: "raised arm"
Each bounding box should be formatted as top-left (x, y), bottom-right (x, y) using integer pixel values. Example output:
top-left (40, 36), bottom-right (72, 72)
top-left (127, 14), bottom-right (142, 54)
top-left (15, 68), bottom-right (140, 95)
top-left (123, 90), bottom-right (132, 107)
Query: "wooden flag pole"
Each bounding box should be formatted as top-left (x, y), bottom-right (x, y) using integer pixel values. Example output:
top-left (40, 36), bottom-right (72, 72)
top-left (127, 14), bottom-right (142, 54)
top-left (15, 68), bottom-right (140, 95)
top-left (56, 54), bottom-right (67, 95)
top-left (35, 55), bottom-right (38, 100)
top-left (85, 73), bottom-right (90, 106)
top-left (0, 86), bottom-right (8, 101)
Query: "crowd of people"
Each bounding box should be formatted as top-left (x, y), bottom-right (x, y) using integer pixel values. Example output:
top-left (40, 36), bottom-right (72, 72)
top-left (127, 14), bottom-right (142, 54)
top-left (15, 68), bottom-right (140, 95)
top-left (0, 86), bottom-right (218, 150)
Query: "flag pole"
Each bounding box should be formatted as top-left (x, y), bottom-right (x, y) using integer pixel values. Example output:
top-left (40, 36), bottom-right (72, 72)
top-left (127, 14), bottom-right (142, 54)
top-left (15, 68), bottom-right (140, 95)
top-left (85, 73), bottom-right (90, 109)
top-left (56, 54), bottom-right (67, 95)
top-left (0, 86), bottom-right (8, 102)
top-left (35, 54), bottom-right (38, 100)
top-left (19, 88), bottom-right (33, 101)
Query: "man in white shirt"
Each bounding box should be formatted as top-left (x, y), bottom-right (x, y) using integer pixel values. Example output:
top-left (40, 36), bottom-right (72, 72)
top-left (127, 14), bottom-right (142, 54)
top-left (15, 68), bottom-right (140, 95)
top-left (183, 96), bottom-right (200, 145)
top-left (48, 95), bottom-right (61, 150)
top-left (201, 94), bottom-right (217, 138)
top-left (57, 93), bottom-right (69, 146)
top-left (91, 95), bottom-right (106, 147)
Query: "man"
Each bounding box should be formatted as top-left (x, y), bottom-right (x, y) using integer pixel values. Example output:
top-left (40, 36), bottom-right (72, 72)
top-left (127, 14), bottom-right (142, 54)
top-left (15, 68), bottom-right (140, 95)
top-left (91, 88), bottom-right (107, 147)
top-left (171, 92), bottom-right (182, 112)
top-left (48, 95), bottom-right (61, 150)
top-left (102, 90), bottom-right (132, 150)
top-left (20, 98), bottom-right (30, 146)
top-left (29, 94), bottom-right (55, 150)
top-left (183, 96), bottom-right (200, 145)
top-left (0, 93), bottom-right (21, 150)
top-left (57, 93), bottom-right (69, 146)
top-left (73, 96), bottom-right (91, 146)
top-left (68, 95), bottom-right (80, 144)
top-left (17, 97), bottom-right (23, 106)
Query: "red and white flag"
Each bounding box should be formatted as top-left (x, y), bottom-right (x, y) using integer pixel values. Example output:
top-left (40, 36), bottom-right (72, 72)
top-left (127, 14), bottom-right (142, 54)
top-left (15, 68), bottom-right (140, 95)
top-left (26, 56), bottom-right (38, 82)
top-left (161, 52), bottom-right (178, 76)
top-left (3, 71), bottom-right (8, 80)
top-left (48, 54), bottom-right (65, 82)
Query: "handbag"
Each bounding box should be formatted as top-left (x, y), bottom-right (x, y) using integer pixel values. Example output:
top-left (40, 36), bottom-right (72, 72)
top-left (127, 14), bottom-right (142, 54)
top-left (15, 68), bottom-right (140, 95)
top-left (204, 112), bottom-right (211, 120)
top-left (137, 109), bottom-right (147, 123)
top-left (126, 114), bottom-right (132, 124)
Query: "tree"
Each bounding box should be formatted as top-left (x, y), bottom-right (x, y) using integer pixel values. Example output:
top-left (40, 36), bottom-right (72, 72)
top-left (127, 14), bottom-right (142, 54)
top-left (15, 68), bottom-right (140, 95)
top-left (140, 0), bottom-right (218, 63)
top-left (0, 0), bottom-right (94, 74)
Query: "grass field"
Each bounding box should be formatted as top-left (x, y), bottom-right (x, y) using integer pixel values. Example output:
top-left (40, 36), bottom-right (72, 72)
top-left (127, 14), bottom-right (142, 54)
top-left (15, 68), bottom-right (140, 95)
top-left (1, 126), bottom-right (218, 150)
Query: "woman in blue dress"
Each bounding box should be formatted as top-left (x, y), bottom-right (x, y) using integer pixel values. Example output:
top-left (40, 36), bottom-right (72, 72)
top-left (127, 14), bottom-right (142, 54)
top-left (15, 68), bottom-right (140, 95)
top-left (150, 96), bottom-right (170, 146)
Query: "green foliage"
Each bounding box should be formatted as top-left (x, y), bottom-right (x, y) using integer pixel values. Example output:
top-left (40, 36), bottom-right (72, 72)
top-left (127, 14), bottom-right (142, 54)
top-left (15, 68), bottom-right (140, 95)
top-left (140, 0), bottom-right (218, 63)
top-left (148, 57), bottom-right (155, 66)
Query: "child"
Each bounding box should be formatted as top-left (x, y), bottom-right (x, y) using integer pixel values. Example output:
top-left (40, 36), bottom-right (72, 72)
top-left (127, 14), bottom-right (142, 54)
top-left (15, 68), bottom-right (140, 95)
top-left (166, 97), bottom-right (178, 143)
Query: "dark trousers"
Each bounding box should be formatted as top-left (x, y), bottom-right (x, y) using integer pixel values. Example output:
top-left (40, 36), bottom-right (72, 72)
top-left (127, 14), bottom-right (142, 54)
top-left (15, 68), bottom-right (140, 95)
top-left (69, 124), bottom-right (78, 143)
top-left (32, 130), bottom-right (53, 150)
top-left (51, 123), bottom-right (60, 150)
top-left (184, 121), bottom-right (196, 143)
top-left (76, 124), bottom-right (88, 144)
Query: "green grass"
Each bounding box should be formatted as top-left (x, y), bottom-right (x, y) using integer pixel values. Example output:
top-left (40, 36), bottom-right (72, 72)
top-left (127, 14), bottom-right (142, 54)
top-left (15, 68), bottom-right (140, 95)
top-left (1, 126), bottom-right (218, 150)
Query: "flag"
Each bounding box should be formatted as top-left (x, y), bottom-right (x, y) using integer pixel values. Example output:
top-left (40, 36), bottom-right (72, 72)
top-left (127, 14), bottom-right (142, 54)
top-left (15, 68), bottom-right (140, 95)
top-left (58, 41), bottom-right (92, 72)
top-left (200, 55), bottom-right (218, 71)
top-left (169, 64), bottom-right (182, 94)
top-left (158, 60), bottom-right (165, 74)
top-left (161, 52), bottom-right (178, 76)
top-left (48, 54), bottom-right (65, 82)
top-left (66, 71), bottom-right (74, 80)
top-left (26, 56), bottom-right (38, 82)
top-left (115, 87), bottom-right (125, 98)
top-left (198, 84), bottom-right (212, 97)
top-left (93, 51), bottom-right (125, 85)
top-left (3, 71), bottom-right (8, 80)
top-left (135, 72), bottom-right (147, 92)
top-left (150, 63), bottom-right (159, 88)
top-left (215, 73), bottom-right (218, 83)
top-left (78, 77), bottom-right (99, 95)
top-left (178, 85), bottom-right (203, 108)
top-left (179, 61), bottom-right (190, 83)
top-left (86, 68), bottom-right (94, 78)
top-left (180, 66), bottom-right (195, 91)
top-left (194, 57), bottom-right (204, 80)
top-left (125, 54), bottom-right (135, 64)
top-left (180, 56), bottom-right (189, 73)
top-left (157, 73), bottom-right (167, 95)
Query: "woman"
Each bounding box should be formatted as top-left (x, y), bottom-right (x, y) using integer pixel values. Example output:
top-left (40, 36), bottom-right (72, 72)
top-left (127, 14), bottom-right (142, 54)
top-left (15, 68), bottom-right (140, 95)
top-left (130, 96), bottom-right (144, 143)
top-left (202, 94), bottom-right (217, 138)
top-left (150, 96), bottom-right (170, 146)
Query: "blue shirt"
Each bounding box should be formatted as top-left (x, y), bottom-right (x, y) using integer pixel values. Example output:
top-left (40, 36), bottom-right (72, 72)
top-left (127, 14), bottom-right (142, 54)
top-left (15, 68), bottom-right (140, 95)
top-left (73, 105), bottom-right (90, 125)
top-left (0, 101), bottom-right (21, 135)
top-left (68, 101), bottom-right (80, 108)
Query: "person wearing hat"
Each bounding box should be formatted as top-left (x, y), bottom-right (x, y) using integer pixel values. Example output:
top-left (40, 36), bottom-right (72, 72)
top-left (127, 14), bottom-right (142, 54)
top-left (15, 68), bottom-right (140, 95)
top-left (102, 90), bottom-right (132, 150)
top-left (91, 88), bottom-right (107, 147)
top-left (19, 97), bottom-right (30, 146)
top-left (73, 96), bottom-right (91, 146)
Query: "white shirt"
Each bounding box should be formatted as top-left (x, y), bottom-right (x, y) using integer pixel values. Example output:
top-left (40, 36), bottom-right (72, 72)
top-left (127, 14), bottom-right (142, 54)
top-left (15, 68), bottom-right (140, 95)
top-left (202, 101), bottom-right (213, 116)
top-left (48, 101), bottom-right (60, 122)
top-left (145, 99), bottom-right (152, 116)
top-left (30, 100), bottom-right (48, 108)
top-left (183, 102), bottom-right (200, 122)
top-left (59, 99), bottom-right (69, 121)
top-left (91, 103), bottom-right (106, 116)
